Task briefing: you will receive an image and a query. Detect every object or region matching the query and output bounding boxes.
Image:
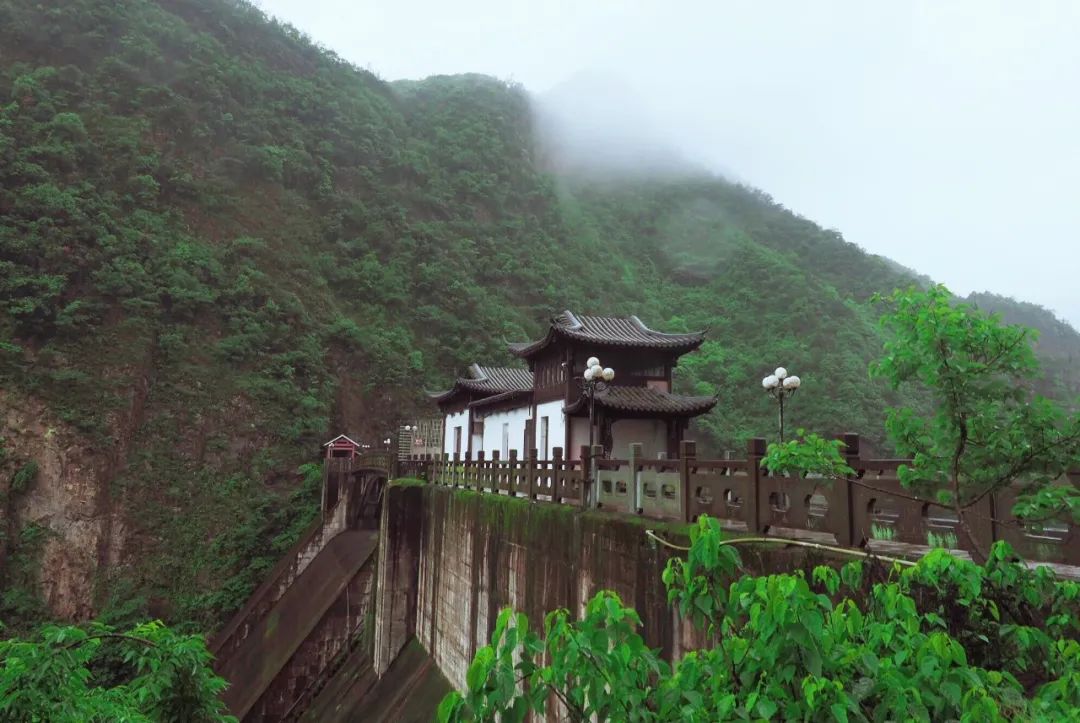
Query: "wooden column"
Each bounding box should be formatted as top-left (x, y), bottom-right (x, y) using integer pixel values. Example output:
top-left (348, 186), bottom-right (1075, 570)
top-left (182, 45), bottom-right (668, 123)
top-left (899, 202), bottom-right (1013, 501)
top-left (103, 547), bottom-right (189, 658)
top-left (490, 450), bottom-right (501, 494)
top-left (629, 443), bottom-right (642, 514)
top-left (838, 433), bottom-right (859, 547)
top-left (529, 445), bottom-right (537, 497)
top-left (679, 439), bottom-right (697, 522)
top-left (579, 445), bottom-right (592, 507)
top-left (590, 443), bottom-right (604, 509)
top-left (553, 447), bottom-right (565, 504)
top-left (476, 451), bottom-right (486, 493)
top-left (747, 438), bottom-right (766, 534)
top-left (508, 449), bottom-right (519, 497)
top-left (526, 447), bottom-right (538, 500)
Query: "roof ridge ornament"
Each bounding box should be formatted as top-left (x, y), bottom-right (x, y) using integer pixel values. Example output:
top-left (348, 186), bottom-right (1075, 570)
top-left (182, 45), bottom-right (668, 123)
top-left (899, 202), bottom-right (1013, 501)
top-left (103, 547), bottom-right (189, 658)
top-left (561, 310), bottom-right (584, 330)
top-left (468, 363), bottom-right (487, 380)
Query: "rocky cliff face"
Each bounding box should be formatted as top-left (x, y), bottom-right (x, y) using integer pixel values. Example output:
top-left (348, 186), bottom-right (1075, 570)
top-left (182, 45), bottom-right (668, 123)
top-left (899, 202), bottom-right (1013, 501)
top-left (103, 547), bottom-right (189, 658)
top-left (1, 391), bottom-right (117, 621)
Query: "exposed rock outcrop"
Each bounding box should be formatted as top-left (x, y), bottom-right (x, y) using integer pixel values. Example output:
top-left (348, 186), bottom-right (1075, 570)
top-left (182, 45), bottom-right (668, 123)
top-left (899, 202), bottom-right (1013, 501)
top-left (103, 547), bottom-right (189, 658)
top-left (1, 391), bottom-right (114, 621)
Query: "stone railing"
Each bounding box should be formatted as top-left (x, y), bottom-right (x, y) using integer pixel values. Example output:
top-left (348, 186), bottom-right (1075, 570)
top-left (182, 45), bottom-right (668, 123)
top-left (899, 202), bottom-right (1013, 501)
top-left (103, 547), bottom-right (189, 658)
top-left (397, 434), bottom-right (1080, 567)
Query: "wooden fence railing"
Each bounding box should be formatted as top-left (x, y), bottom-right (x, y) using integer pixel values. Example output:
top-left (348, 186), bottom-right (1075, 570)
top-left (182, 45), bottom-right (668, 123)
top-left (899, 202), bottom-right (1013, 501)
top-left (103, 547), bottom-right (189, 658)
top-left (389, 434), bottom-right (1080, 566)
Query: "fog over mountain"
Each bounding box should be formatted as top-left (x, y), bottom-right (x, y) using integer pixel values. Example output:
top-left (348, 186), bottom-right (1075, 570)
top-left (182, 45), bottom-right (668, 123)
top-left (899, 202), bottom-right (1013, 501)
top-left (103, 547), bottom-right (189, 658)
top-left (533, 71), bottom-right (703, 179)
top-left (257, 0), bottom-right (1080, 330)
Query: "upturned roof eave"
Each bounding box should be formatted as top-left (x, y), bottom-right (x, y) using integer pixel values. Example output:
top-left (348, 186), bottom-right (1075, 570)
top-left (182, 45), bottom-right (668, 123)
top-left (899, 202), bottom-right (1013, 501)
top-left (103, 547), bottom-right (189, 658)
top-left (508, 315), bottom-right (707, 359)
top-left (562, 392), bottom-right (718, 418)
top-left (468, 389), bottom-right (533, 411)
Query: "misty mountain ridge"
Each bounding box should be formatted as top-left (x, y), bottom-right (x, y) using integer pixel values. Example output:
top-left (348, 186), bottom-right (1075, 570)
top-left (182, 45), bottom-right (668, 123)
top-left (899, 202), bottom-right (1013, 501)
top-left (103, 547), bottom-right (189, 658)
top-left (533, 75), bottom-right (1078, 340)
top-left (533, 69), bottom-right (705, 179)
top-left (0, 0), bottom-right (1077, 629)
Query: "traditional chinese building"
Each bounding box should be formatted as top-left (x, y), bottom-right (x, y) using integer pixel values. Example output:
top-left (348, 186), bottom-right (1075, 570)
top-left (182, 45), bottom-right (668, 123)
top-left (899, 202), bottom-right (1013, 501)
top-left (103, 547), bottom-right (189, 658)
top-left (322, 434), bottom-right (361, 459)
top-left (430, 311), bottom-right (716, 460)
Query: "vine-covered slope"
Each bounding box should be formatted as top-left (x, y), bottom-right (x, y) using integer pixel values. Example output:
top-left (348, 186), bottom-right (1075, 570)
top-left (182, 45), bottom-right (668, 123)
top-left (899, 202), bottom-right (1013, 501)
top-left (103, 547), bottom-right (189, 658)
top-left (0, 0), bottom-right (1077, 630)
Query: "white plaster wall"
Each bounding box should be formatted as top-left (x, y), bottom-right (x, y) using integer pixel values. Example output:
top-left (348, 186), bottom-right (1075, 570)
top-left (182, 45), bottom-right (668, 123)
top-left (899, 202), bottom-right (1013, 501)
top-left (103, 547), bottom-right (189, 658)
top-left (535, 400), bottom-right (565, 460)
top-left (612, 418), bottom-right (668, 459)
top-left (569, 416), bottom-right (590, 460)
top-left (478, 404), bottom-right (531, 458)
top-left (443, 411), bottom-right (468, 456)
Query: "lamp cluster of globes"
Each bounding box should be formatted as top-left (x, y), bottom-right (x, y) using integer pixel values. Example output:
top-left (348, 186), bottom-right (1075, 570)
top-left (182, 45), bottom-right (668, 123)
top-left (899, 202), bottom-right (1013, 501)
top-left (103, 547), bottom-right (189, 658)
top-left (762, 366), bottom-right (801, 393)
top-left (584, 357), bottom-right (616, 383)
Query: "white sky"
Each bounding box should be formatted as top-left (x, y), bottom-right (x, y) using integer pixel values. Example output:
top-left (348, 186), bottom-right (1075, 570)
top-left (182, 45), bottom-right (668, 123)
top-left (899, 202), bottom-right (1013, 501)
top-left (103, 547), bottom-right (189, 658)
top-left (256, 0), bottom-right (1080, 328)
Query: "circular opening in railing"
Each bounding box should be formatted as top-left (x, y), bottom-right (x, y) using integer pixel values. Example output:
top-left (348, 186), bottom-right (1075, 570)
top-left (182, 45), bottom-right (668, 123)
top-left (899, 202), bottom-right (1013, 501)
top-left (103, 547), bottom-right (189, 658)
top-left (661, 484), bottom-right (677, 499)
top-left (1023, 520), bottom-right (1070, 562)
top-left (769, 491), bottom-right (790, 513)
top-left (695, 486), bottom-right (714, 505)
top-left (868, 498), bottom-right (900, 541)
top-left (805, 489), bottom-right (829, 529)
top-left (921, 503), bottom-right (959, 550)
top-left (724, 488), bottom-right (743, 510)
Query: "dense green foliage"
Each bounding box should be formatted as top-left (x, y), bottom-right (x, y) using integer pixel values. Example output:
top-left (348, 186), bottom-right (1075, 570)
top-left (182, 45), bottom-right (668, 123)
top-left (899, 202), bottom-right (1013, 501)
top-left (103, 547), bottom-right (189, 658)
top-left (0, 619), bottom-right (234, 721)
top-left (439, 517), bottom-right (1080, 721)
top-left (766, 287), bottom-right (1080, 559)
top-left (1, 0), bottom-right (1078, 631)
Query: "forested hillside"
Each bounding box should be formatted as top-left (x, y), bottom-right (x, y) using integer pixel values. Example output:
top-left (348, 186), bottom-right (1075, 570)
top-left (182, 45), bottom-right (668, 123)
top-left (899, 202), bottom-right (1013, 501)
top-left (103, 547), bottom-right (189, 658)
top-left (1, 0), bottom-right (1077, 633)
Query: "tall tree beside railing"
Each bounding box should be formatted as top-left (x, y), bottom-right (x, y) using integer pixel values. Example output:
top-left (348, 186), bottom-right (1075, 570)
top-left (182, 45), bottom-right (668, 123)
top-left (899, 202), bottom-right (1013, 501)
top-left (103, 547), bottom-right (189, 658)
top-left (767, 285), bottom-right (1080, 562)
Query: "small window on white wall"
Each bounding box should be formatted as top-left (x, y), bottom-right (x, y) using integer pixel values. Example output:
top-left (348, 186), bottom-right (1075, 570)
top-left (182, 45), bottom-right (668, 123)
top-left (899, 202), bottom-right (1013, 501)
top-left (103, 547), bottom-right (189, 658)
top-left (502, 422), bottom-right (510, 458)
top-left (540, 416), bottom-right (549, 459)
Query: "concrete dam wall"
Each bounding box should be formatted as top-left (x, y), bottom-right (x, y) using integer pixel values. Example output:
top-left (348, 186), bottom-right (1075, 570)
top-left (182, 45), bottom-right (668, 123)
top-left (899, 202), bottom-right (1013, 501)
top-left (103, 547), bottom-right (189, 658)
top-left (372, 482), bottom-right (705, 693)
top-left (217, 474), bottom-right (838, 720)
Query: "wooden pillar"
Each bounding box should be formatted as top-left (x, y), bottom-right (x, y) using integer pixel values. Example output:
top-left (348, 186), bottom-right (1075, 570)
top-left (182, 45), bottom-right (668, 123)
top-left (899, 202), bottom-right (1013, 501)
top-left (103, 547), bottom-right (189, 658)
top-left (508, 449), bottom-right (519, 497)
top-left (483, 447), bottom-right (492, 492)
top-left (476, 451), bottom-right (486, 493)
top-left (629, 442), bottom-right (642, 514)
top-left (531, 443), bottom-right (540, 499)
top-left (679, 439), bottom-right (697, 522)
top-left (747, 438), bottom-right (766, 534)
top-left (490, 450), bottom-right (501, 494)
top-left (579, 445), bottom-right (591, 507)
top-left (553, 447), bottom-right (565, 504)
top-left (590, 443), bottom-right (604, 509)
top-left (838, 433), bottom-right (859, 547)
top-left (527, 447), bottom-right (538, 500)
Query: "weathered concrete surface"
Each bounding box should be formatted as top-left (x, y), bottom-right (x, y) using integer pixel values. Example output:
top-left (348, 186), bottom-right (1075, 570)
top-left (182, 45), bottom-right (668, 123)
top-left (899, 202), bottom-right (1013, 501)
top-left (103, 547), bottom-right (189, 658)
top-left (219, 529), bottom-right (379, 719)
top-left (211, 495), bottom-right (352, 662)
top-left (373, 482), bottom-right (423, 676)
top-left (301, 637), bottom-right (451, 723)
top-left (376, 484), bottom-right (697, 694)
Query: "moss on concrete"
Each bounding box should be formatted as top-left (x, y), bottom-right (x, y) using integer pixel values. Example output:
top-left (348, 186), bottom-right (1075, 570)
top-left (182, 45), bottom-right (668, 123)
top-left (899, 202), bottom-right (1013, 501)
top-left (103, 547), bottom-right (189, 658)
top-left (390, 478), bottom-right (428, 488)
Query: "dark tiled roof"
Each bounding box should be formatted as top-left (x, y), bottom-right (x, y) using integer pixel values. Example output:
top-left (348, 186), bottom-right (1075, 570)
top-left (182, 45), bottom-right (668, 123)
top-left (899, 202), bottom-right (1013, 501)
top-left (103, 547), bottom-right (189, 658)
top-left (469, 389), bottom-right (531, 411)
top-left (564, 386), bottom-right (717, 417)
top-left (471, 364), bottom-right (532, 391)
top-left (509, 310), bottom-right (705, 358)
top-left (427, 363), bottom-right (533, 403)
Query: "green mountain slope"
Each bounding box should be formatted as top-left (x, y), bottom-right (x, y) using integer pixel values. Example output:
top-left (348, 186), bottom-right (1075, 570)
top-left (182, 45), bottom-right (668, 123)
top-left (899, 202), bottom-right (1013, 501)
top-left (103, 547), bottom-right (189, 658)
top-left (1, 0), bottom-right (1077, 631)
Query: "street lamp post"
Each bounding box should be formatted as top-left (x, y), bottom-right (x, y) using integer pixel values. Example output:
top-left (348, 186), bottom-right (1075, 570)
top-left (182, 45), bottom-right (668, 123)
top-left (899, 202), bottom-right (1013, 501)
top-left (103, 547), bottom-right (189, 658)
top-left (581, 356), bottom-right (616, 451)
top-left (762, 366), bottom-right (801, 443)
